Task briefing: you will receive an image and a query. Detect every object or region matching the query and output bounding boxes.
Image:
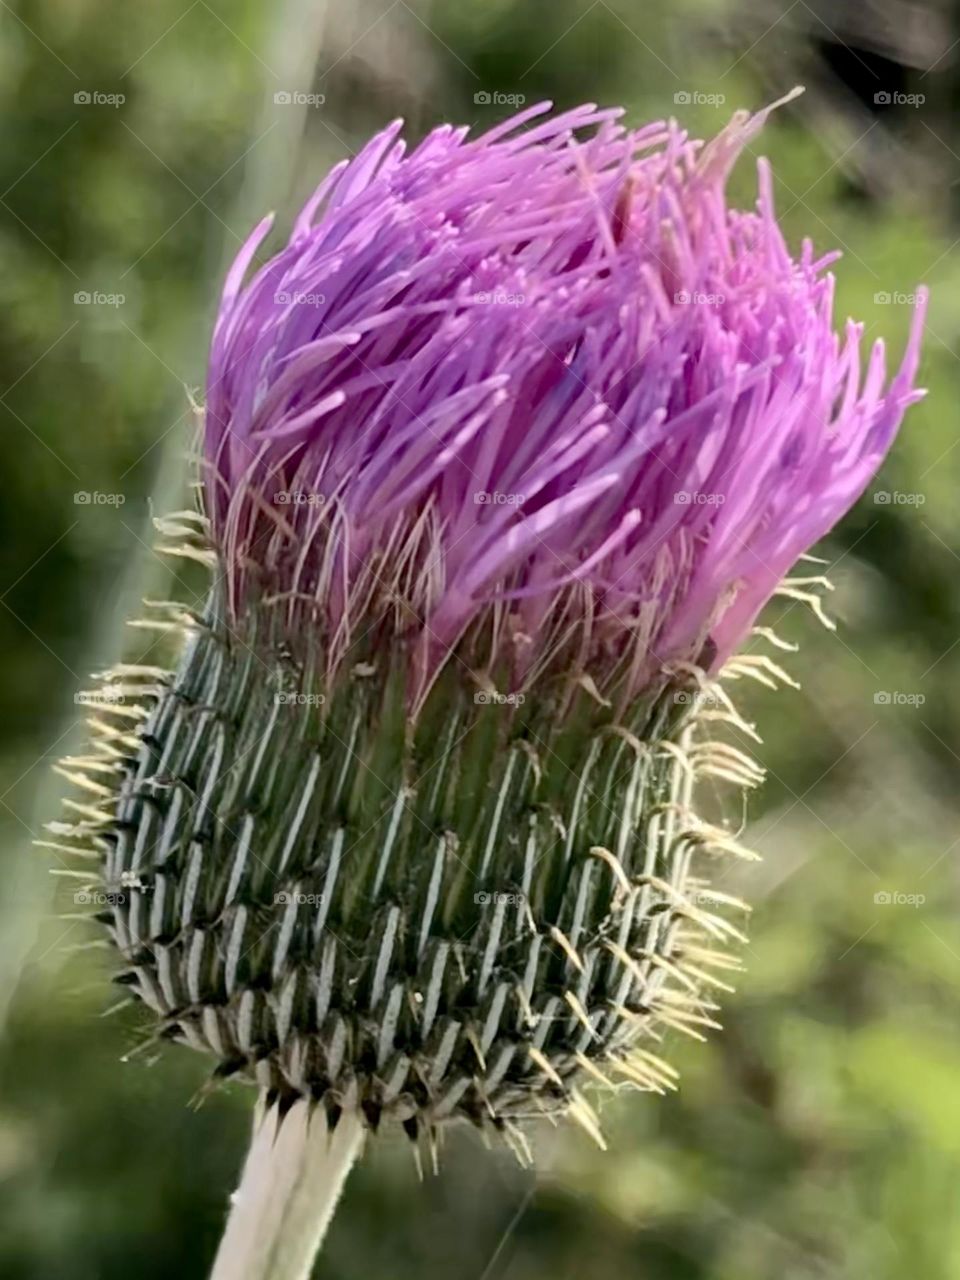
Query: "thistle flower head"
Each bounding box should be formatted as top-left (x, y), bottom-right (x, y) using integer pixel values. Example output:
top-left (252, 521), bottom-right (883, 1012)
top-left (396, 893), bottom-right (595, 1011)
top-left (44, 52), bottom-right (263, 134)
top-left (58, 99), bottom-right (925, 1158)
top-left (206, 94), bottom-right (925, 709)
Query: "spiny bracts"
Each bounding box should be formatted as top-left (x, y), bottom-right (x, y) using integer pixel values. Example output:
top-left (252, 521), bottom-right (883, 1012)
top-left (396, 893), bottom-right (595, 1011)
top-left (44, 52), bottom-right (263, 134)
top-left (54, 562), bottom-right (769, 1160)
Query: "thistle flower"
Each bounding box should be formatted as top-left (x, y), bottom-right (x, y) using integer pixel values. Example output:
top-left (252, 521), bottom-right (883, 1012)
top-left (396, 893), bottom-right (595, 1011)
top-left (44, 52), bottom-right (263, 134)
top-left (54, 94), bottom-right (925, 1280)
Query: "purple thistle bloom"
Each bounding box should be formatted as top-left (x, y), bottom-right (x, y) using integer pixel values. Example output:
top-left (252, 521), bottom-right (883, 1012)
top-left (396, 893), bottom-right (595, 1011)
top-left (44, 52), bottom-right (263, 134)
top-left (206, 96), bottom-right (925, 707)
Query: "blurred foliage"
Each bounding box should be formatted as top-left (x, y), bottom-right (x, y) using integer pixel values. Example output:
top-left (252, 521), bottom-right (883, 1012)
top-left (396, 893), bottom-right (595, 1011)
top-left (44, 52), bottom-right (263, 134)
top-left (2, 0), bottom-right (959, 1277)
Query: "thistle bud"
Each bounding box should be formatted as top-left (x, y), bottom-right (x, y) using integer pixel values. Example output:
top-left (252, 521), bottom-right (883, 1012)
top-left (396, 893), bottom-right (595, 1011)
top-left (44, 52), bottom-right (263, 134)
top-left (53, 96), bottom-right (924, 1273)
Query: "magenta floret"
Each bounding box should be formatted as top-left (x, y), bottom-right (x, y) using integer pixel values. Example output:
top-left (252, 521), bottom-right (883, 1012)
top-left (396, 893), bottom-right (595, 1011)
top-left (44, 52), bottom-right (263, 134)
top-left (205, 99), bottom-right (925, 700)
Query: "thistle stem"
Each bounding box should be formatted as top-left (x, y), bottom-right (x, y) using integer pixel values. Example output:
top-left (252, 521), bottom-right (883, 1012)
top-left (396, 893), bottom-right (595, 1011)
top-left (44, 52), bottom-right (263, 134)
top-left (210, 1099), bottom-right (365, 1280)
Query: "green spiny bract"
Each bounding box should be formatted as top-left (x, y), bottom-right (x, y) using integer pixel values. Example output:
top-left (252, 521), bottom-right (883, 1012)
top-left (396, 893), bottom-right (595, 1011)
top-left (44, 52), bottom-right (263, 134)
top-left (52, 520), bottom-right (765, 1161)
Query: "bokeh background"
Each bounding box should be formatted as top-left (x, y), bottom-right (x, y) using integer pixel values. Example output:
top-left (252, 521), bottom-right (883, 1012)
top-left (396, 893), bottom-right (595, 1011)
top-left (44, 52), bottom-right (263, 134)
top-left (1, 1), bottom-right (958, 1276)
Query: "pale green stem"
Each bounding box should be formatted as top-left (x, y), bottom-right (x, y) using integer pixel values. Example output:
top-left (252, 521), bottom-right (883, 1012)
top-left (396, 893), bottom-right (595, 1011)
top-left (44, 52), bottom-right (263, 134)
top-left (210, 1100), bottom-right (365, 1280)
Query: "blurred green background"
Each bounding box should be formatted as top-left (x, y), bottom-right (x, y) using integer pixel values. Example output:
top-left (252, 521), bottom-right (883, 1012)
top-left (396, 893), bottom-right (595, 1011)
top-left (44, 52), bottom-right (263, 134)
top-left (1, 1), bottom-right (958, 1276)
